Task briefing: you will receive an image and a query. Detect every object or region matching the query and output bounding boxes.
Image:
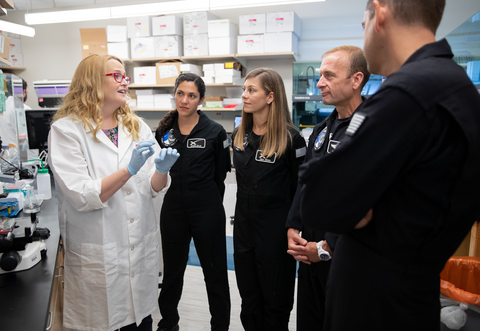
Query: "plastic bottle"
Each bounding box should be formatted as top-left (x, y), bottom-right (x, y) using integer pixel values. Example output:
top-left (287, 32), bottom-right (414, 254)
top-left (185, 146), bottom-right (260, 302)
top-left (1, 145), bottom-right (11, 173)
top-left (8, 143), bottom-right (19, 170)
top-left (36, 168), bottom-right (52, 200)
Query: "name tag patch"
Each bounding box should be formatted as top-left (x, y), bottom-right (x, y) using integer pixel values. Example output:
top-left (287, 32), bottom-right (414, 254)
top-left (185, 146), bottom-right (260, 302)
top-left (187, 138), bottom-right (206, 148)
top-left (255, 150), bottom-right (276, 163)
top-left (223, 139), bottom-right (229, 149)
top-left (327, 140), bottom-right (340, 153)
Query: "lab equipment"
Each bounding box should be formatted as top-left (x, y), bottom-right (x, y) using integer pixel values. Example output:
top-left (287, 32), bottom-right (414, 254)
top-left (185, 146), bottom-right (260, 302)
top-left (25, 109), bottom-right (57, 152)
top-left (23, 184), bottom-right (40, 214)
top-left (36, 168), bottom-right (51, 200)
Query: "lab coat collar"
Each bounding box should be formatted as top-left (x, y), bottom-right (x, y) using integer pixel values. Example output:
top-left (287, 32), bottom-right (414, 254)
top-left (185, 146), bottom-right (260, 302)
top-left (85, 118), bottom-right (132, 161)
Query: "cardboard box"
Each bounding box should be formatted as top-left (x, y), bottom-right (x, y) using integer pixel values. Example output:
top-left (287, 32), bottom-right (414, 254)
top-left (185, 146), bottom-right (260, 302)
top-left (127, 16), bottom-right (151, 38)
top-left (184, 11), bottom-right (219, 35)
top-left (107, 26), bottom-right (127, 42)
top-left (8, 37), bottom-right (22, 54)
top-left (108, 42), bottom-right (129, 59)
top-left (80, 28), bottom-right (107, 59)
top-left (239, 14), bottom-right (266, 35)
top-left (266, 12), bottom-right (302, 37)
top-left (205, 96), bottom-right (224, 101)
top-left (154, 94), bottom-right (175, 109)
top-left (9, 53), bottom-right (23, 67)
top-left (154, 36), bottom-right (183, 57)
top-left (131, 37), bottom-right (155, 59)
top-left (0, 0), bottom-right (14, 9)
top-left (152, 15), bottom-right (183, 36)
top-left (156, 61), bottom-right (181, 84)
top-left (264, 32), bottom-right (298, 53)
top-left (183, 34), bottom-right (208, 56)
top-left (0, 34), bottom-right (10, 60)
top-left (205, 101), bottom-right (223, 108)
top-left (238, 35), bottom-right (264, 54)
top-left (224, 98), bottom-right (242, 106)
top-left (133, 66), bottom-right (157, 85)
top-left (208, 19), bottom-right (238, 38)
top-left (209, 36), bottom-right (237, 56)
top-left (180, 63), bottom-right (202, 76)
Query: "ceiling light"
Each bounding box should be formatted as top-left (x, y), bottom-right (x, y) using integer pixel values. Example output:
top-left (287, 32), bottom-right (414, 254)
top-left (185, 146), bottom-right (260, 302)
top-left (110, 0), bottom-right (209, 18)
top-left (25, 7), bottom-right (111, 25)
top-left (209, 0), bottom-right (326, 10)
top-left (0, 20), bottom-right (35, 37)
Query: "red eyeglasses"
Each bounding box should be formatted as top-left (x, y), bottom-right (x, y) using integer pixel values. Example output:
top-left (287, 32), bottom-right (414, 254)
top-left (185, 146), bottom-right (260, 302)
top-left (106, 73), bottom-right (131, 85)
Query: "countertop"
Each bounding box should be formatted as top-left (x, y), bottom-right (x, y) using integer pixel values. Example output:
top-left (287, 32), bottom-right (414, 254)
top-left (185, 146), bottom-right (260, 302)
top-left (0, 193), bottom-right (60, 331)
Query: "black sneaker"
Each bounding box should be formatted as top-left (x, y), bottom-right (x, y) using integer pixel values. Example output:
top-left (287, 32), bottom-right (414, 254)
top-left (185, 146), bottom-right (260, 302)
top-left (156, 325), bottom-right (179, 331)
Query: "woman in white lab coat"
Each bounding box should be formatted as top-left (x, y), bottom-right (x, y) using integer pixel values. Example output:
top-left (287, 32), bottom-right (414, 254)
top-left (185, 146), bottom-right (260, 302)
top-left (48, 54), bottom-right (179, 331)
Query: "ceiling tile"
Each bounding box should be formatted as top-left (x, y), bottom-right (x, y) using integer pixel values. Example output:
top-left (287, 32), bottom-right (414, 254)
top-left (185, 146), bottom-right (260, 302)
top-left (14, 0), bottom-right (55, 11)
top-left (54, 0), bottom-right (95, 8)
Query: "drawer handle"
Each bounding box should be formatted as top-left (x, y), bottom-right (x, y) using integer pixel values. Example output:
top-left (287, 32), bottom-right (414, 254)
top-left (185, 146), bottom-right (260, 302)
top-left (55, 265), bottom-right (64, 278)
top-left (46, 311), bottom-right (53, 331)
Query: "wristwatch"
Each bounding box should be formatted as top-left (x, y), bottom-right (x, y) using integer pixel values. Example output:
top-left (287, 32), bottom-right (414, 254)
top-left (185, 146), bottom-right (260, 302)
top-left (316, 241), bottom-right (331, 261)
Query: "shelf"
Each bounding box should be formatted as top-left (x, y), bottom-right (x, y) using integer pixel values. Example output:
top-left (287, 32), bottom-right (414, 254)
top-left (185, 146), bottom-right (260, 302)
top-left (134, 105), bottom-right (243, 112)
top-left (0, 66), bottom-right (25, 71)
top-left (130, 82), bottom-right (243, 89)
top-left (0, 57), bottom-right (11, 67)
top-left (134, 108), bottom-right (174, 112)
top-left (124, 52), bottom-right (297, 64)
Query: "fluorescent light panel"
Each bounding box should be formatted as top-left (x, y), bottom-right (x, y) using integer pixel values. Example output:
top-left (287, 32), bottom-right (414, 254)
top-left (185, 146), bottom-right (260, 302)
top-left (210, 0), bottom-right (325, 10)
top-left (0, 20), bottom-right (35, 37)
top-left (25, 7), bottom-right (111, 25)
top-left (111, 0), bottom-right (209, 18)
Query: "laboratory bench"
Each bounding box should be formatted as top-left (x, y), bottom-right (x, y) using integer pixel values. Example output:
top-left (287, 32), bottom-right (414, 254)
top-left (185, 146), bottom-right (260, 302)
top-left (0, 191), bottom-right (63, 331)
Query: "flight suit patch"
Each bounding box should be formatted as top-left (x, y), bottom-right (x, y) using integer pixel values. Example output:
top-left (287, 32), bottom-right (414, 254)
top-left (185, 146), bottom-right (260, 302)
top-left (327, 140), bottom-right (340, 153)
top-left (314, 127), bottom-right (327, 151)
top-left (187, 138), bottom-right (206, 148)
top-left (162, 129), bottom-right (177, 147)
top-left (346, 113), bottom-right (366, 136)
top-left (255, 150), bottom-right (276, 163)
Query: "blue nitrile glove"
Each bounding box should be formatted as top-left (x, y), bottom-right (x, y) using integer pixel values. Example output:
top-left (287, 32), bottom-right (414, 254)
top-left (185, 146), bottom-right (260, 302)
top-left (127, 140), bottom-right (155, 175)
top-left (154, 147), bottom-right (180, 174)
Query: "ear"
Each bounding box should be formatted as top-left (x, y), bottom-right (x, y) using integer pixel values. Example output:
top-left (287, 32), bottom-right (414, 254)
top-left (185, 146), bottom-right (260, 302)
top-left (267, 92), bottom-right (274, 105)
top-left (198, 97), bottom-right (205, 106)
top-left (351, 72), bottom-right (364, 91)
top-left (372, 0), bottom-right (388, 32)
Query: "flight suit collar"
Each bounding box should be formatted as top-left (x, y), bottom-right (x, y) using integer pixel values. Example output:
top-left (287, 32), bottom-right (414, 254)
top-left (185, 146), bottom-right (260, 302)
top-left (403, 38), bottom-right (453, 67)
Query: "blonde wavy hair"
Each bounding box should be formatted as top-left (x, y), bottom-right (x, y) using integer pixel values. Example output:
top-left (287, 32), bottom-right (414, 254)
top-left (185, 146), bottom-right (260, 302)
top-left (234, 68), bottom-right (296, 158)
top-left (53, 54), bottom-right (140, 142)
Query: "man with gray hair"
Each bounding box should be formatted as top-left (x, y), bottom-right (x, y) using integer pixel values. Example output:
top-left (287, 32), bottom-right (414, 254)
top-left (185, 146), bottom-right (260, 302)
top-left (298, 0), bottom-right (480, 330)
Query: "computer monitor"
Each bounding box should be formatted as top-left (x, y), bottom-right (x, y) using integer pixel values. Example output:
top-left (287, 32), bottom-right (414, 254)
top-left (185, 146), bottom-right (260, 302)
top-left (234, 115), bottom-right (242, 128)
top-left (25, 109), bottom-right (57, 151)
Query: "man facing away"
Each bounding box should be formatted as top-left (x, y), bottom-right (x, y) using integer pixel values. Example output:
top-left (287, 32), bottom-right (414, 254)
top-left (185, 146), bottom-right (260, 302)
top-left (286, 45), bottom-right (370, 331)
top-left (298, 0), bottom-right (480, 330)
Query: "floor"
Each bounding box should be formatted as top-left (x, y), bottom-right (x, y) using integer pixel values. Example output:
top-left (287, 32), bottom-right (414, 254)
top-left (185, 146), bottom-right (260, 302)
top-left (152, 175), bottom-right (298, 330)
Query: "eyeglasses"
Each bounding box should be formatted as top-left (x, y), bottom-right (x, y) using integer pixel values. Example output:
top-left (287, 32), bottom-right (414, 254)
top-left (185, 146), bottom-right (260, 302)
top-left (106, 73), bottom-right (131, 85)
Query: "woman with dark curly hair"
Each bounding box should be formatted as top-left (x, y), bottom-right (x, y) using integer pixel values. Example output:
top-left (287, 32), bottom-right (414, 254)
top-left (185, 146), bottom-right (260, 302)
top-left (155, 73), bottom-right (231, 331)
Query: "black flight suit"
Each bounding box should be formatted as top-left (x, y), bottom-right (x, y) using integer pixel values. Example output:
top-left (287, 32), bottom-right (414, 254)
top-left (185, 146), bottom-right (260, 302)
top-left (232, 126), bottom-right (306, 331)
top-left (299, 39), bottom-right (480, 331)
top-left (155, 111), bottom-right (231, 331)
top-left (285, 104), bottom-right (362, 331)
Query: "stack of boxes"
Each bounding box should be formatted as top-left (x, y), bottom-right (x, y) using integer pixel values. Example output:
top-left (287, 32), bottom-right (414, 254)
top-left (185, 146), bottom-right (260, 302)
top-left (265, 12), bottom-right (301, 53)
top-left (201, 62), bottom-right (244, 85)
top-left (152, 15), bottom-right (183, 57)
top-left (183, 11), bottom-right (218, 56)
top-left (7, 33), bottom-right (23, 67)
top-left (208, 19), bottom-right (238, 56)
top-left (237, 11), bottom-right (301, 55)
top-left (107, 26), bottom-right (129, 59)
top-left (238, 14), bottom-right (266, 54)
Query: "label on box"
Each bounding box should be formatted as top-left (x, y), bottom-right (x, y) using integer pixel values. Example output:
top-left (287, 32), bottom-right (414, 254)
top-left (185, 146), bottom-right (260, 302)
top-left (159, 65), bottom-right (179, 79)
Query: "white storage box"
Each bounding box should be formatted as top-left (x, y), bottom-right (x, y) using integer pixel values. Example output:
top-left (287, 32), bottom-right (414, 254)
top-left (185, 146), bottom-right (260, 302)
top-left (9, 53), bottom-right (23, 67)
top-left (209, 36), bottom-right (237, 56)
top-left (214, 63), bottom-right (225, 74)
top-left (184, 11), bottom-right (219, 35)
top-left (108, 42), bottom-right (129, 59)
top-left (201, 76), bottom-right (215, 84)
top-left (205, 101), bottom-right (223, 108)
top-left (133, 66), bottom-right (157, 85)
top-left (136, 89), bottom-right (163, 95)
top-left (184, 34), bottom-right (209, 56)
top-left (107, 26), bottom-right (127, 42)
top-left (224, 98), bottom-right (243, 106)
top-left (8, 36), bottom-right (22, 54)
top-left (215, 76), bottom-right (239, 84)
top-left (223, 69), bottom-right (241, 77)
top-left (208, 20), bottom-right (238, 38)
top-left (152, 15), bottom-right (183, 36)
top-left (203, 64), bottom-right (214, 71)
top-left (154, 36), bottom-right (183, 57)
top-left (180, 63), bottom-right (203, 76)
top-left (204, 70), bottom-right (215, 78)
top-left (238, 35), bottom-right (264, 54)
top-left (239, 14), bottom-right (266, 35)
top-left (264, 32), bottom-right (298, 53)
top-left (131, 37), bottom-right (155, 58)
top-left (154, 94), bottom-right (175, 109)
top-left (137, 95), bottom-right (155, 108)
top-left (127, 16), bottom-right (151, 38)
top-left (266, 11), bottom-right (301, 37)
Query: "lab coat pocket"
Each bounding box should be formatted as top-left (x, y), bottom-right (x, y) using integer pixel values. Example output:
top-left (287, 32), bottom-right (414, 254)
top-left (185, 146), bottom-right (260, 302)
top-left (144, 230), bottom-right (160, 270)
top-left (81, 242), bottom-right (118, 286)
top-left (135, 167), bottom-right (151, 196)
